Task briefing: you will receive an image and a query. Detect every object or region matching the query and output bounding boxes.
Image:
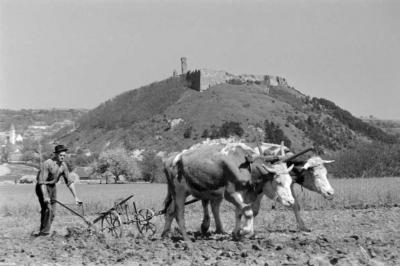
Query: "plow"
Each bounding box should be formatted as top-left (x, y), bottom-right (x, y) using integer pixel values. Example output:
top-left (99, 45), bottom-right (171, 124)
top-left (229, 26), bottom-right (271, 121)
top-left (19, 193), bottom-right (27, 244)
top-left (54, 194), bottom-right (199, 238)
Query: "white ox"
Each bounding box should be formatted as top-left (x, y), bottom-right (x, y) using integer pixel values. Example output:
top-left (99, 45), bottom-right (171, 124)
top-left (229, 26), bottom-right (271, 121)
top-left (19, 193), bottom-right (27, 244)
top-left (161, 141), bottom-right (296, 242)
top-left (201, 142), bottom-right (335, 233)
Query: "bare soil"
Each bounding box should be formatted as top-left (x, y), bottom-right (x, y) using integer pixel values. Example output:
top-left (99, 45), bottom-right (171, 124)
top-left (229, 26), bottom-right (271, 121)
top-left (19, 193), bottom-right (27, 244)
top-left (1, 207), bottom-right (399, 265)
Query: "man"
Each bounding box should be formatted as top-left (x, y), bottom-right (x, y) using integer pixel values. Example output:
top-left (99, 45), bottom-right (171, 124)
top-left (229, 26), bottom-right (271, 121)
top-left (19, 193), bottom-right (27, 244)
top-left (34, 144), bottom-right (82, 236)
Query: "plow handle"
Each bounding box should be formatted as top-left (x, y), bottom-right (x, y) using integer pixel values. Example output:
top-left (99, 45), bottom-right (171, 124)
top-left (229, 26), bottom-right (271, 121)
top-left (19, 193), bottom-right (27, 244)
top-left (53, 199), bottom-right (94, 227)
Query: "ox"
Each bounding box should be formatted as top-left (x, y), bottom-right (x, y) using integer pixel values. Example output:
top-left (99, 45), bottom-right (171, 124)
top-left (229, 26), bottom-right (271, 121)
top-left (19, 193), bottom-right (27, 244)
top-left (161, 142), bottom-right (295, 242)
top-left (268, 155), bottom-right (334, 231)
top-left (200, 142), bottom-right (335, 234)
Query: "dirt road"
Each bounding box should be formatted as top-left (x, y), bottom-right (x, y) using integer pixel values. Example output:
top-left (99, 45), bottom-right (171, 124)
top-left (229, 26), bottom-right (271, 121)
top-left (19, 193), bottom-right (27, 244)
top-left (1, 207), bottom-right (399, 265)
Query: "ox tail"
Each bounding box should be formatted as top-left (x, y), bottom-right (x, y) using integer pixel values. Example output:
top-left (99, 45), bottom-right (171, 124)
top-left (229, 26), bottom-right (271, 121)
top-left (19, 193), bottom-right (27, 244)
top-left (162, 168), bottom-right (175, 215)
top-left (162, 155), bottom-right (185, 216)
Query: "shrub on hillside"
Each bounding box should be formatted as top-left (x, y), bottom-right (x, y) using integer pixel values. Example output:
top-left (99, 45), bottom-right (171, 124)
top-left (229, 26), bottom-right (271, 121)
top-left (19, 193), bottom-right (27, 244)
top-left (201, 129), bottom-right (209, 138)
top-left (202, 121), bottom-right (244, 139)
top-left (208, 125), bottom-right (222, 139)
top-left (219, 121), bottom-right (244, 138)
top-left (183, 125), bottom-right (193, 139)
top-left (292, 115), bottom-right (351, 152)
top-left (263, 120), bottom-right (292, 148)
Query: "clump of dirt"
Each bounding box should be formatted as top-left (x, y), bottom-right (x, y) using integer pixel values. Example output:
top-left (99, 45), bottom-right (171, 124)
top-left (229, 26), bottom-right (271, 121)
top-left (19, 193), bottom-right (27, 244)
top-left (64, 226), bottom-right (103, 241)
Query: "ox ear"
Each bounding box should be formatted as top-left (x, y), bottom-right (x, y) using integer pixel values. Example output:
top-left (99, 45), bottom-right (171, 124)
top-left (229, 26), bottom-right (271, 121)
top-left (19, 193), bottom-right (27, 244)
top-left (323, 160), bottom-right (335, 164)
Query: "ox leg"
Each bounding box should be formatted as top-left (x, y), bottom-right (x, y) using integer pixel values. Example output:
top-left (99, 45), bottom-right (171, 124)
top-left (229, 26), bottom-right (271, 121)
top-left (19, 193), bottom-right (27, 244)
top-left (211, 198), bottom-right (225, 234)
top-left (161, 201), bottom-right (175, 238)
top-left (201, 200), bottom-right (211, 235)
top-left (232, 207), bottom-right (242, 237)
top-left (225, 191), bottom-right (254, 236)
top-left (161, 179), bottom-right (176, 238)
top-left (251, 194), bottom-right (263, 218)
top-left (291, 184), bottom-right (311, 232)
top-left (175, 190), bottom-right (191, 242)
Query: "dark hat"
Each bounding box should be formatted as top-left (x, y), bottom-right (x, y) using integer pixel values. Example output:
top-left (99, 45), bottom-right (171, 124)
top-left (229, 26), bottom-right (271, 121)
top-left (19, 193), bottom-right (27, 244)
top-left (54, 144), bottom-right (68, 154)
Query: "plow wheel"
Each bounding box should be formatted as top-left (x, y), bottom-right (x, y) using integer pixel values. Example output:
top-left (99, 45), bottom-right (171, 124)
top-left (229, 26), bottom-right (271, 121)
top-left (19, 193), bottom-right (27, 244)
top-left (136, 208), bottom-right (156, 237)
top-left (101, 210), bottom-right (123, 238)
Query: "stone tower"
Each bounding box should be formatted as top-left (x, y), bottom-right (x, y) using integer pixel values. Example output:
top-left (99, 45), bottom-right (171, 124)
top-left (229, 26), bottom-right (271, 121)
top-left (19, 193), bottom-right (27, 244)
top-left (181, 57), bottom-right (187, 74)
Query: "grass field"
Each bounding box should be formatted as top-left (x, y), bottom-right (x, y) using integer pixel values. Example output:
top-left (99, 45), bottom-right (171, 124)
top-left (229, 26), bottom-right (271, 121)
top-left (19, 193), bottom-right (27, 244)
top-left (1, 177), bottom-right (400, 218)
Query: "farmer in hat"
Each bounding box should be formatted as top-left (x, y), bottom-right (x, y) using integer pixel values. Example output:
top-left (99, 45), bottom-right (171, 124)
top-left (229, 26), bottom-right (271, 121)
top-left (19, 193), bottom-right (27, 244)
top-left (34, 144), bottom-right (82, 236)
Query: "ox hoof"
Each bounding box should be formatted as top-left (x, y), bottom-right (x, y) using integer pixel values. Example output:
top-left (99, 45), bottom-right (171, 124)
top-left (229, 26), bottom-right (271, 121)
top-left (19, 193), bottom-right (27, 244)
top-left (215, 229), bottom-right (227, 235)
top-left (232, 232), bottom-right (242, 241)
top-left (161, 231), bottom-right (171, 239)
top-left (239, 229), bottom-right (254, 237)
top-left (200, 226), bottom-right (210, 235)
top-left (242, 230), bottom-right (255, 239)
top-left (197, 231), bottom-right (211, 238)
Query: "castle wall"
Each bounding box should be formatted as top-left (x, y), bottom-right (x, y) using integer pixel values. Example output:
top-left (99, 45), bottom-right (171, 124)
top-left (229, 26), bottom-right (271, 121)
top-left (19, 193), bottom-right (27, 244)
top-left (199, 69), bottom-right (234, 91)
top-left (193, 68), bottom-right (288, 92)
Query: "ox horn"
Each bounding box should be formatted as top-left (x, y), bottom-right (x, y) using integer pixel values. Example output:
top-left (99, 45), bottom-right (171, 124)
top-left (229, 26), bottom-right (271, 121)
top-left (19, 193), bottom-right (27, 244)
top-left (281, 147), bottom-right (315, 162)
top-left (256, 142), bottom-right (263, 156)
top-left (256, 164), bottom-right (273, 176)
top-left (280, 141), bottom-right (285, 156)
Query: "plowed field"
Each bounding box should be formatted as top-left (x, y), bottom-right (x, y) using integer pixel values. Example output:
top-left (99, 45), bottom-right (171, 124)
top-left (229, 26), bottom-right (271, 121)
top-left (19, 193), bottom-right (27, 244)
top-left (1, 182), bottom-right (399, 265)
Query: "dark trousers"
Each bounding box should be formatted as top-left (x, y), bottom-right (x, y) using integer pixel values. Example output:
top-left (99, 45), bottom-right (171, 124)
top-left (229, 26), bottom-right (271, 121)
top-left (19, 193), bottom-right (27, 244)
top-left (35, 184), bottom-right (57, 234)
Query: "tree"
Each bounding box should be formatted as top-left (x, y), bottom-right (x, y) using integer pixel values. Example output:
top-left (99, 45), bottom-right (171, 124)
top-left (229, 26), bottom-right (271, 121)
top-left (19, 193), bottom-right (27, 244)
top-left (96, 148), bottom-right (139, 183)
top-left (264, 120), bottom-right (292, 148)
top-left (201, 129), bottom-right (209, 138)
top-left (183, 125), bottom-right (193, 138)
top-left (140, 150), bottom-right (164, 183)
top-left (219, 121), bottom-right (244, 138)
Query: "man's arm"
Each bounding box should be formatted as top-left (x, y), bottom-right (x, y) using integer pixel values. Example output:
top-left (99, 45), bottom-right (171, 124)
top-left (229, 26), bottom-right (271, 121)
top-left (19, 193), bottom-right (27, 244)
top-left (63, 163), bottom-right (82, 204)
top-left (67, 183), bottom-right (82, 204)
top-left (38, 161), bottom-right (50, 203)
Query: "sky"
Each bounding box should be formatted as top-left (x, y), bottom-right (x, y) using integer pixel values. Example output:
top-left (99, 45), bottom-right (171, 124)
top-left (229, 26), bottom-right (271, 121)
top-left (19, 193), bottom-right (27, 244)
top-left (0, 0), bottom-right (399, 119)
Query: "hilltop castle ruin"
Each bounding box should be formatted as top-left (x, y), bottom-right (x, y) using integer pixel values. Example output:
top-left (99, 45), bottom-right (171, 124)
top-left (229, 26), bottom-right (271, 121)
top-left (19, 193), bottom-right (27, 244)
top-left (179, 57), bottom-right (289, 92)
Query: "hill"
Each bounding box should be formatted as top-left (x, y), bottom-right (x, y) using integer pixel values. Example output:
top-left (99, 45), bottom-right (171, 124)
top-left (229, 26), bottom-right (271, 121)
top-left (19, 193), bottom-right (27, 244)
top-left (0, 109), bottom-right (87, 132)
top-left (362, 118), bottom-right (400, 136)
top-left (56, 72), bottom-right (397, 155)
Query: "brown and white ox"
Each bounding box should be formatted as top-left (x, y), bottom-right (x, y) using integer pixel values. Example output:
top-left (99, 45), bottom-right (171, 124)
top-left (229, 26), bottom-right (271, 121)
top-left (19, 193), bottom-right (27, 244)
top-left (161, 142), bottom-right (295, 242)
top-left (200, 142), bottom-right (335, 234)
